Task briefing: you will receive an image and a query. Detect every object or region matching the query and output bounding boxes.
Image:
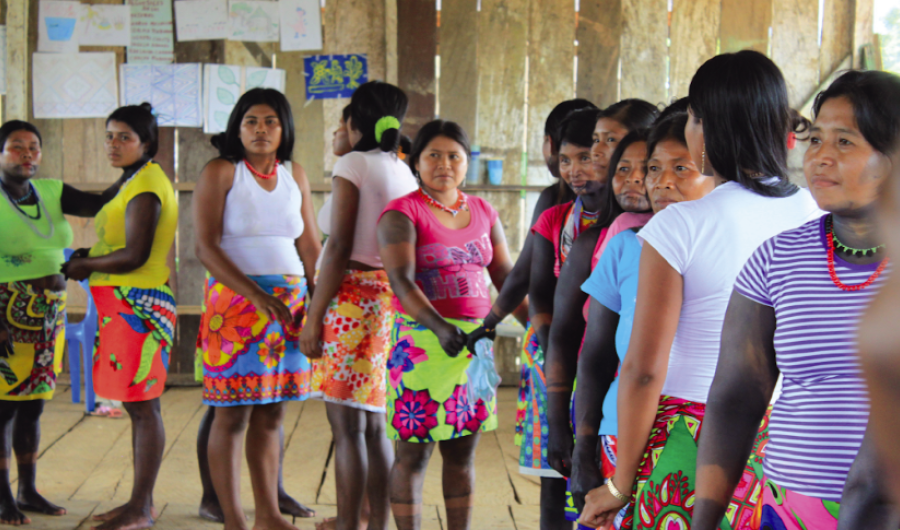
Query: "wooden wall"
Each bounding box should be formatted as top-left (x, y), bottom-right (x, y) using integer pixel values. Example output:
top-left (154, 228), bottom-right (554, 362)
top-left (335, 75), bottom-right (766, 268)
top-left (4, 0), bottom-right (876, 380)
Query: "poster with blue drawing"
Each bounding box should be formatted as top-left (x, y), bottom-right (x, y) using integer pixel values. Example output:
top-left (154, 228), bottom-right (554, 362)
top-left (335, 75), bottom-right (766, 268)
top-left (203, 64), bottom-right (285, 133)
top-left (279, 0), bottom-right (322, 52)
top-left (38, 1), bottom-right (81, 53)
top-left (120, 63), bottom-right (203, 127)
top-left (303, 54), bottom-right (367, 100)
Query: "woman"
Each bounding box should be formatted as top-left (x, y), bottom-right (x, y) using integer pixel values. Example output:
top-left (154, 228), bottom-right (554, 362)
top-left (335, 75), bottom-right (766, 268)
top-left (61, 103), bottom-right (178, 530)
top-left (0, 120), bottom-right (125, 525)
top-left (299, 80), bottom-right (418, 530)
top-left (378, 119), bottom-right (518, 530)
top-left (688, 71), bottom-right (900, 530)
top-left (193, 88), bottom-right (320, 530)
top-left (572, 113), bottom-right (716, 521)
top-left (578, 51), bottom-right (822, 530)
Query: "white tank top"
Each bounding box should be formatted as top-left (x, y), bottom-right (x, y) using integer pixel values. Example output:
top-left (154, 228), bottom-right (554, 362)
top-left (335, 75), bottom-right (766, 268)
top-left (220, 160), bottom-right (305, 276)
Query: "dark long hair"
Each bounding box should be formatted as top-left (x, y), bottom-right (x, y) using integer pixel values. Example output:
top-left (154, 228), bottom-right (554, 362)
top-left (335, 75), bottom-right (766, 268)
top-left (407, 120), bottom-right (470, 178)
top-left (546, 99), bottom-right (597, 150)
top-left (601, 98), bottom-right (659, 131)
top-left (558, 107), bottom-right (600, 148)
top-left (688, 51), bottom-right (798, 197)
top-left (0, 120), bottom-right (42, 150)
top-left (813, 70), bottom-right (900, 156)
top-left (210, 88), bottom-right (295, 162)
top-left (599, 128), bottom-right (652, 220)
top-left (647, 112), bottom-right (689, 160)
top-left (349, 81), bottom-right (408, 154)
top-left (107, 102), bottom-right (158, 158)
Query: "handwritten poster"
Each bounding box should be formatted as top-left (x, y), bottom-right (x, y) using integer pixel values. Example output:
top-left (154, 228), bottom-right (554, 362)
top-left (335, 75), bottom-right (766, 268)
top-left (279, 0), bottom-right (322, 52)
top-left (0, 27), bottom-right (6, 95)
top-left (303, 54), bottom-right (367, 100)
top-left (127, 0), bottom-right (174, 64)
top-left (229, 1), bottom-right (278, 42)
top-left (175, 0), bottom-right (229, 41)
top-left (33, 52), bottom-right (118, 119)
top-left (203, 64), bottom-right (285, 133)
top-left (80, 4), bottom-right (131, 47)
top-left (120, 63), bottom-right (202, 127)
top-left (38, 1), bottom-right (81, 53)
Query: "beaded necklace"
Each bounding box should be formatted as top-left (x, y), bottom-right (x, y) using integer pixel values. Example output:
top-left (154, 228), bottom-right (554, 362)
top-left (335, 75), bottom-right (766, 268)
top-left (418, 187), bottom-right (468, 216)
top-left (825, 215), bottom-right (888, 292)
top-left (244, 159), bottom-right (279, 180)
top-left (1, 181), bottom-right (53, 239)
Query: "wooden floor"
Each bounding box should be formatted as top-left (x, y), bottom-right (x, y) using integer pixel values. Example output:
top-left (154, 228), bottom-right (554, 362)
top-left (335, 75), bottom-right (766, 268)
top-left (21, 386), bottom-right (540, 530)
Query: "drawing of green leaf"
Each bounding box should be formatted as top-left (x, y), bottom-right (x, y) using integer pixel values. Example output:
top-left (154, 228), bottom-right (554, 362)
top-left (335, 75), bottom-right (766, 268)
top-left (246, 70), bottom-right (268, 88)
top-left (215, 111), bottom-right (230, 128)
top-left (218, 65), bottom-right (237, 85)
top-left (217, 87), bottom-right (235, 104)
top-left (132, 333), bottom-right (160, 385)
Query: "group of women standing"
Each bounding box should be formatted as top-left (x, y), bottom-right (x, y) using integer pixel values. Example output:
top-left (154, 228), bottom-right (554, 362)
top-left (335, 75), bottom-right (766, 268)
top-left (0, 49), bottom-right (899, 530)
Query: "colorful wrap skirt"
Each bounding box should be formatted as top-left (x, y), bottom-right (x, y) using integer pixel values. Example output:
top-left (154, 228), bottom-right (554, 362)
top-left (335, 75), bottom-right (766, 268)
top-left (310, 270), bottom-right (394, 412)
top-left (620, 396), bottom-right (770, 530)
top-left (750, 478), bottom-right (840, 530)
top-left (0, 282), bottom-right (66, 400)
top-left (91, 284), bottom-right (175, 402)
top-left (199, 275), bottom-right (311, 407)
top-left (517, 323), bottom-right (563, 477)
top-left (386, 312), bottom-right (498, 443)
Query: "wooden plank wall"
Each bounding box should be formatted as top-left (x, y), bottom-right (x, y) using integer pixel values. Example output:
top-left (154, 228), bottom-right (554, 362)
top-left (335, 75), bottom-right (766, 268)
top-left (6, 0), bottom-right (877, 378)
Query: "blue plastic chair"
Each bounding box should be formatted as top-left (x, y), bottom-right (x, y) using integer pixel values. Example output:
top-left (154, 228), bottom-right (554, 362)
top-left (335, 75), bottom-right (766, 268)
top-left (63, 249), bottom-right (96, 413)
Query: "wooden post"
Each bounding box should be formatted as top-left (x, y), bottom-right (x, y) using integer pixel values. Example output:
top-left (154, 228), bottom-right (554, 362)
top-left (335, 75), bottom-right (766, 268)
top-left (576, 0), bottom-right (621, 107)
top-left (669, 0), bottom-right (720, 99)
top-left (820, 0), bottom-right (854, 78)
top-left (772, 0), bottom-right (820, 107)
top-left (853, 0), bottom-right (875, 69)
top-left (397, 0), bottom-right (437, 138)
top-left (438, 0), bottom-right (478, 137)
top-left (620, 0), bottom-right (667, 103)
top-left (720, 0), bottom-right (772, 54)
top-left (6, 0), bottom-right (28, 121)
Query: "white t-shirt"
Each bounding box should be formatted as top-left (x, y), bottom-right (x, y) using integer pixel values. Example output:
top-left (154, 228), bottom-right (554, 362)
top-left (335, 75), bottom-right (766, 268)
top-left (331, 149), bottom-right (419, 268)
top-left (638, 181), bottom-right (823, 403)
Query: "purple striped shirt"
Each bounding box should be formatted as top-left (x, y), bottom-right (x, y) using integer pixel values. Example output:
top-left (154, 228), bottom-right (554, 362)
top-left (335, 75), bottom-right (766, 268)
top-left (735, 215), bottom-right (887, 502)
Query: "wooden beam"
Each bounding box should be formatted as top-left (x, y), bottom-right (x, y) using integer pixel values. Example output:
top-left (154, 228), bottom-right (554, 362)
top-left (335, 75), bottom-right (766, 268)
top-left (620, 0), bottom-right (667, 103)
top-left (397, 0), bottom-right (437, 138)
top-left (669, 0), bottom-right (720, 99)
top-left (438, 0), bottom-right (478, 136)
top-left (772, 0), bottom-right (820, 107)
top-left (853, 0), bottom-right (874, 68)
top-left (820, 0), bottom-right (854, 79)
top-left (720, 0), bottom-right (772, 54)
top-left (525, 0), bottom-right (575, 186)
top-left (6, 0), bottom-right (28, 120)
top-left (576, 0), bottom-right (621, 107)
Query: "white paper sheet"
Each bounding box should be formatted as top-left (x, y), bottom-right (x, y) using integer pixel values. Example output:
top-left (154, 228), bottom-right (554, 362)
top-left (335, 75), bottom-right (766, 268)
top-left (175, 0), bottom-right (229, 41)
top-left (228, 0), bottom-right (279, 42)
top-left (80, 4), bottom-right (131, 47)
top-left (203, 64), bottom-right (285, 133)
top-left (33, 52), bottom-right (118, 119)
top-left (120, 63), bottom-right (203, 127)
top-left (279, 0), bottom-right (322, 52)
top-left (127, 0), bottom-right (174, 64)
top-left (38, 1), bottom-right (81, 53)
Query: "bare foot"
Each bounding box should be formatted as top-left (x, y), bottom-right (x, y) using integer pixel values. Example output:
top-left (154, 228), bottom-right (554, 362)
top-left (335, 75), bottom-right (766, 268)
top-left (252, 513), bottom-right (298, 530)
top-left (90, 505), bottom-right (154, 530)
top-left (0, 496), bottom-right (30, 526)
top-left (198, 495), bottom-right (224, 523)
top-left (277, 491), bottom-right (315, 518)
top-left (314, 517), bottom-right (335, 530)
top-left (93, 503), bottom-right (158, 522)
top-left (17, 489), bottom-right (66, 516)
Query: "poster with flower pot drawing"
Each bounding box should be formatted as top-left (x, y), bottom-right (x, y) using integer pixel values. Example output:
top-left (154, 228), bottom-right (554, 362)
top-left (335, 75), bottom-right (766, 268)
top-left (80, 4), bottom-right (131, 47)
top-left (203, 64), bottom-right (285, 133)
top-left (38, 1), bottom-right (81, 53)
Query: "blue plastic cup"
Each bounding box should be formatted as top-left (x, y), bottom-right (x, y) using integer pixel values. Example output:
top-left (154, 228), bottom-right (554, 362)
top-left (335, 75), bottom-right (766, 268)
top-left (487, 159), bottom-right (503, 185)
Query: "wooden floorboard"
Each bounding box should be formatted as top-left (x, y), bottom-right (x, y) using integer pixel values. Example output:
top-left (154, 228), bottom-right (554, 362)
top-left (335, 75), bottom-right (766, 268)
top-left (26, 386), bottom-right (535, 529)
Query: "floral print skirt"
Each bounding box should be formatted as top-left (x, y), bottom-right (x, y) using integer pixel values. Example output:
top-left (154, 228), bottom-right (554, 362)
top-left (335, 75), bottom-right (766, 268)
top-left (0, 282), bottom-right (66, 401)
top-left (199, 275), bottom-right (311, 407)
top-left (385, 312), bottom-right (498, 443)
top-left (310, 270), bottom-right (394, 412)
top-left (91, 284), bottom-right (175, 402)
top-left (750, 477), bottom-right (840, 530)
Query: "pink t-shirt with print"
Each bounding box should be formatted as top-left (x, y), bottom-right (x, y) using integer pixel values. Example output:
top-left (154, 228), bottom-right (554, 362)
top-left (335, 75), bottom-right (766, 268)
top-left (381, 191), bottom-right (499, 321)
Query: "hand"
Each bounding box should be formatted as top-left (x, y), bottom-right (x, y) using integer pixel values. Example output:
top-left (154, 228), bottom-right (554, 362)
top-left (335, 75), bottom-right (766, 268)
top-left (70, 247), bottom-right (91, 260)
top-left (466, 325), bottom-right (496, 354)
top-left (547, 421), bottom-right (575, 477)
top-left (0, 321), bottom-right (14, 358)
top-left (61, 257), bottom-right (92, 281)
top-left (579, 481), bottom-right (630, 529)
top-left (250, 292), bottom-right (293, 328)
top-left (435, 322), bottom-right (467, 357)
top-left (299, 320), bottom-right (324, 360)
top-left (571, 445), bottom-right (604, 513)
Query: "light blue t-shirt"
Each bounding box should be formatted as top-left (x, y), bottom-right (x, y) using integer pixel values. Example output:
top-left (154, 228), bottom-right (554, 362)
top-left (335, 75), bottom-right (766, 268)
top-left (580, 229), bottom-right (642, 436)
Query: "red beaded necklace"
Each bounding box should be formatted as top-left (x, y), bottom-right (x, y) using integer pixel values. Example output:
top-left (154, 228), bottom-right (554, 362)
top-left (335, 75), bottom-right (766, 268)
top-left (417, 187), bottom-right (468, 216)
top-left (244, 159), bottom-right (279, 180)
top-left (825, 216), bottom-right (889, 292)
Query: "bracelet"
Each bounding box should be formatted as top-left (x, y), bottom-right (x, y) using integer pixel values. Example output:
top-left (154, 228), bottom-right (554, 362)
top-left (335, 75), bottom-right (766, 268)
top-left (606, 478), bottom-right (630, 503)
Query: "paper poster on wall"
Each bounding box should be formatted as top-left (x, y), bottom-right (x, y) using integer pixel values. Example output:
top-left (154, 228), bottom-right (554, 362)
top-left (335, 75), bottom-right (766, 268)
top-left (127, 0), bottom-right (174, 64)
top-left (203, 64), bottom-right (285, 133)
top-left (279, 0), bottom-right (322, 52)
top-left (38, 1), bottom-right (81, 53)
top-left (120, 63), bottom-right (202, 127)
top-left (303, 54), bottom-right (367, 100)
top-left (0, 27), bottom-right (7, 95)
top-left (175, 0), bottom-right (229, 41)
top-left (80, 4), bottom-right (131, 47)
top-left (33, 52), bottom-right (118, 119)
top-left (229, 1), bottom-right (279, 42)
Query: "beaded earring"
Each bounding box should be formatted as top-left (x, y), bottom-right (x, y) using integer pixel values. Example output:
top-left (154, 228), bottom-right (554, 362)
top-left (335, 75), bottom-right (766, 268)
top-left (701, 146), bottom-right (706, 174)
